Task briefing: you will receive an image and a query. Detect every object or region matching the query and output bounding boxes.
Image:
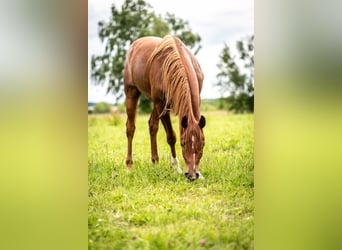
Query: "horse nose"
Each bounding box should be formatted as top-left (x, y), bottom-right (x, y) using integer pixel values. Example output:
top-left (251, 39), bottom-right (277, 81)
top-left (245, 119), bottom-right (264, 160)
top-left (185, 172), bottom-right (199, 181)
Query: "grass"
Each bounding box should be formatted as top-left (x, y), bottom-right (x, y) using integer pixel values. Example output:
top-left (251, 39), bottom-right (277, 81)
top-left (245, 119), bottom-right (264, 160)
top-left (88, 111), bottom-right (254, 249)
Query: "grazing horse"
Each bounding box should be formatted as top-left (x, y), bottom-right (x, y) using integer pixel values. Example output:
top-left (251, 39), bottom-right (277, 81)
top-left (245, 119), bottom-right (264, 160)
top-left (124, 35), bottom-right (206, 180)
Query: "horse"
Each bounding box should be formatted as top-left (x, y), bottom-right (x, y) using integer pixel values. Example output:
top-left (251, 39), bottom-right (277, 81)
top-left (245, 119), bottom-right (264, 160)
top-left (123, 35), bottom-right (206, 181)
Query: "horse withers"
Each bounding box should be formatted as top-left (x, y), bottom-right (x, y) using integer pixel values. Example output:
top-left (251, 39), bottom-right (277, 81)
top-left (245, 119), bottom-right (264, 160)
top-left (123, 35), bottom-right (206, 181)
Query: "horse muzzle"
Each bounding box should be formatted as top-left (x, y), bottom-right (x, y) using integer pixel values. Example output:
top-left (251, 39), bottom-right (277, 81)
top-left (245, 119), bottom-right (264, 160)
top-left (184, 172), bottom-right (200, 181)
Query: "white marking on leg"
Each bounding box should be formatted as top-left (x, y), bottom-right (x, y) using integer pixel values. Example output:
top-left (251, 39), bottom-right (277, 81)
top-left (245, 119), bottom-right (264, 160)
top-left (171, 156), bottom-right (182, 174)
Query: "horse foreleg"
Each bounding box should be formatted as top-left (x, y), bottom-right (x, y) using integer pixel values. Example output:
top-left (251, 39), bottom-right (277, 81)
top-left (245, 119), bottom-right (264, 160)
top-left (160, 113), bottom-right (182, 173)
top-left (149, 106), bottom-right (160, 164)
top-left (125, 95), bottom-right (139, 170)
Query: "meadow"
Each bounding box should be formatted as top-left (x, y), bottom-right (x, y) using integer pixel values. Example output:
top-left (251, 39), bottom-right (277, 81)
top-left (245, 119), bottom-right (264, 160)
top-left (88, 111), bottom-right (254, 249)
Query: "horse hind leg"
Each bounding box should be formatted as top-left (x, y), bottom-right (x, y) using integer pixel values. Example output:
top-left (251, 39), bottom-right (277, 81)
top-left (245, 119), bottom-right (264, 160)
top-left (160, 112), bottom-right (182, 173)
top-left (125, 88), bottom-right (140, 170)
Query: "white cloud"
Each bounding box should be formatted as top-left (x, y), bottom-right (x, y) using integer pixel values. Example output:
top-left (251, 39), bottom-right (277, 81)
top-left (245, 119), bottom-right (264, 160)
top-left (88, 0), bottom-right (253, 102)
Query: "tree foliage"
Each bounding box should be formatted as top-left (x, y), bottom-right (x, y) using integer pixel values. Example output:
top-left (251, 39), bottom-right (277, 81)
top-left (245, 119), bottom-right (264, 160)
top-left (93, 102), bottom-right (111, 114)
top-left (216, 35), bottom-right (254, 113)
top-left (91, 0), bottom-right (201, 103)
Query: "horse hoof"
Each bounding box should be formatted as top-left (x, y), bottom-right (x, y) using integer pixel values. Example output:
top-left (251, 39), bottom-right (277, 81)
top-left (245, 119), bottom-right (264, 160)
top-left (126, 163), bottom-right (133, 171)
top-left (172, 166), bottom-right (182, 174)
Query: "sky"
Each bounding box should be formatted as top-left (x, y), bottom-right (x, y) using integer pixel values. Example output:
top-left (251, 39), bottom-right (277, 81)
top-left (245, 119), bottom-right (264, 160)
top-left (88, 0), bottom-right (254, 104)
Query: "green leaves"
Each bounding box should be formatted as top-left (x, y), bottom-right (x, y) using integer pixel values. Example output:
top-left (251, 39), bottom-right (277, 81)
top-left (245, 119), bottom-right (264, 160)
top-left (216, 35), bottom-right (254, 113)
top-left (90, 0), bottom-right (202, 103)
top-left (163, 13), bottom-right (201, 52)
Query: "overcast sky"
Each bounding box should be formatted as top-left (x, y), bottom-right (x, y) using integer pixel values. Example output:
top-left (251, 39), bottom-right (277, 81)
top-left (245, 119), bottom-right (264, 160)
top-left (88, 0), bottom-right (254, 103)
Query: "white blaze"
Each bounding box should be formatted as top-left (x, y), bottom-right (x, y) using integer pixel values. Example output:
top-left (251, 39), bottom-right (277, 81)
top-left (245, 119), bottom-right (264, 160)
top-left (191, 135), bottom-right (196, 170)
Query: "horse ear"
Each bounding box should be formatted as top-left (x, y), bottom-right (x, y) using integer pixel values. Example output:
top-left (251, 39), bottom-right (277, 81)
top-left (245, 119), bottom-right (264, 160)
top-left (199, 115), bottom-right (206, 128)
top-left (181, 116), bottom-right (188, 129)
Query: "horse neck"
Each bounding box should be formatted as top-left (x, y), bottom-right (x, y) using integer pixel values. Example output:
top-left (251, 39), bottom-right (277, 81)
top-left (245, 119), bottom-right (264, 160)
top-left (150, 35), bottom-right (201, 121)
top-left (174, 38), bottom-right (201, 120)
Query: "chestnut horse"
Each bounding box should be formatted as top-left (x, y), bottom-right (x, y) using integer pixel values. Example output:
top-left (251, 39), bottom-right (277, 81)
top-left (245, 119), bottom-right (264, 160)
top-left (124, 35), bottom-right (206, 180)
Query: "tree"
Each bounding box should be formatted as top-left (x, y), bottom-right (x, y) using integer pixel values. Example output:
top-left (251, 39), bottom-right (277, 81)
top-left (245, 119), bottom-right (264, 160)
top-left (93, 102), bottom-right (111, 114)
top-left (91, 0), bottom-right (202, 106)
top-left (216, 35), bottom-right (254, 113)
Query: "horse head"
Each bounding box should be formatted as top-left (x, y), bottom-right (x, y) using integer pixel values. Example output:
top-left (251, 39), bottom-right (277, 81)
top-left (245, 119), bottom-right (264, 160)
top-left (180, 115), bottom-right (206, 181)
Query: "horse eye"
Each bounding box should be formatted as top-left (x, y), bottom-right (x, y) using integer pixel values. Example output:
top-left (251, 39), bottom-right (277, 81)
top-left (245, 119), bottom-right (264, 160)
top-left (181, 143), bottom-right (185, 147)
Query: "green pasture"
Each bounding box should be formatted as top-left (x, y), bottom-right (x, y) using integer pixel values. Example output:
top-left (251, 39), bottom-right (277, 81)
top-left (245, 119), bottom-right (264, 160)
top-left (88, 111), bottom-right (254, 249)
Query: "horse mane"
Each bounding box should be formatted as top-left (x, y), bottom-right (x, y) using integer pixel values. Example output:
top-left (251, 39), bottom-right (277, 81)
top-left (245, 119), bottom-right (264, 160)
top-left (147, 35), bottom-right (196, 121)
